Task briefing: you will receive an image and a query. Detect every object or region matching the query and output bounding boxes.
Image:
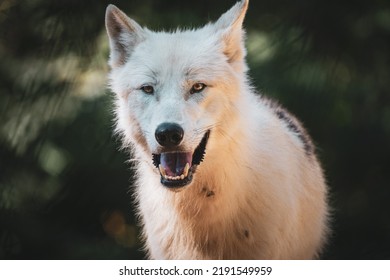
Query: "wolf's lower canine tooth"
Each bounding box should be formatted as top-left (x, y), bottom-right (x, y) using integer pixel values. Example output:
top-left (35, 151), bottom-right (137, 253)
top-left (183, 163), bottom-right (190, 177)
top-left (159, 164), bottom-right (166, 176)
top-left (180, 174), bottom-right (185, 180)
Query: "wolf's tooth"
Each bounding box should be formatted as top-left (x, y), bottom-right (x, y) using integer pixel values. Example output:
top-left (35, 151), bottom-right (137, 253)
top-left (183, 163), bottom-right (190, 177)
top-left (180, 174), bottom-right (185, 180)
top-left (159, 164), bottom-right (166, 176)
top-left (164, 175), bottom-right (168, 180)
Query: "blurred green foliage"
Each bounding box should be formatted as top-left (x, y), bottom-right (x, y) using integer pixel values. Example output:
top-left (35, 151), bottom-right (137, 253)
top-left (0, 0), bottom-right (389, 259)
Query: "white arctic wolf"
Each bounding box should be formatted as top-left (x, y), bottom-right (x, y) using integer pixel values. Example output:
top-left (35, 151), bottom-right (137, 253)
top-left (105, 0), bottom-right (329, 259)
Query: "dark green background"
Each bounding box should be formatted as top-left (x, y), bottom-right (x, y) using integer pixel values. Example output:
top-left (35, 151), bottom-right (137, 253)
top-left (1, 0), bottom-right (389, 259)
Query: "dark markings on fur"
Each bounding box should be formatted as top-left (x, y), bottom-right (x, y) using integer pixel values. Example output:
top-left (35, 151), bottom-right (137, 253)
top-left (244, 230), bottom-right (249, 238)
top-left (201, 187), bottom-right (215, 197)
top-left (206, 190), bottom-right (215, 197)
top-left (275, 109), bottom-right (314, 155)
top-left (262, 96), bottom-right (314, 156)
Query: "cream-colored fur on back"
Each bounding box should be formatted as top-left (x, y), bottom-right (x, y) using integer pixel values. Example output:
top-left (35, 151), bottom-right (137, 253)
top-left (105, 0), bottom-right (329, 259)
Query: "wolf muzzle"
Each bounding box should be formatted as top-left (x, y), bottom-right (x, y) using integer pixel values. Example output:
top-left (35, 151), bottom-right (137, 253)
top-left (152, 122), bottom-right (210, 189)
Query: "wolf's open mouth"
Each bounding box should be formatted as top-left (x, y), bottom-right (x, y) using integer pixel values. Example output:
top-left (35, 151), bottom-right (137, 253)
top-left (152, 130), bottom-right (210, 188)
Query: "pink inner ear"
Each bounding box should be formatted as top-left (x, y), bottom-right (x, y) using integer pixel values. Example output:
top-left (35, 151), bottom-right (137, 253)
top-left (160, 152), bottom-right (193, 177)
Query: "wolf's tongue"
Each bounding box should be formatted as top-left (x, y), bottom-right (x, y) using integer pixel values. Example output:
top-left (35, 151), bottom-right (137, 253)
top-left (160, 152), bottom-right (192, 177)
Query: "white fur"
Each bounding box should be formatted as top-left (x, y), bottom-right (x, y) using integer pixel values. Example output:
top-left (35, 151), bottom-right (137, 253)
top-left (105, 0), bottom-right (329, 259)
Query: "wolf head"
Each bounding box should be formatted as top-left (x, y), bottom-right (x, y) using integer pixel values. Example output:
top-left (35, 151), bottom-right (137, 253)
top-left (106, 0), bottom-right (249, 189)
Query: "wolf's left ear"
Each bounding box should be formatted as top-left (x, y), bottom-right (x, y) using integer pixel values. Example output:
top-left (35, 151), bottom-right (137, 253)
top-left (105, 5), bottom-right (146, 68)
top-left (214, 0), bottom-right (249, 71)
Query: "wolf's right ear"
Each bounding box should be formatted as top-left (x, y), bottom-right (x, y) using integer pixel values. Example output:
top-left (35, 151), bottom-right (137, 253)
top-left (105, 5), bottom-right (145, 67)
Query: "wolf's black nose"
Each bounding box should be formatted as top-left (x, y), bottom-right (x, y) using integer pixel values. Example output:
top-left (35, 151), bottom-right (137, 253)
top-left (155, 123), bottom-right (184, 147)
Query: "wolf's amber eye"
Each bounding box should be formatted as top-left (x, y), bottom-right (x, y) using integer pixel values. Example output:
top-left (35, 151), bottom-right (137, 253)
top-left (190, 83), bottom-right (207, 94)
top-left (140, 85), bottom-right (154, 94)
